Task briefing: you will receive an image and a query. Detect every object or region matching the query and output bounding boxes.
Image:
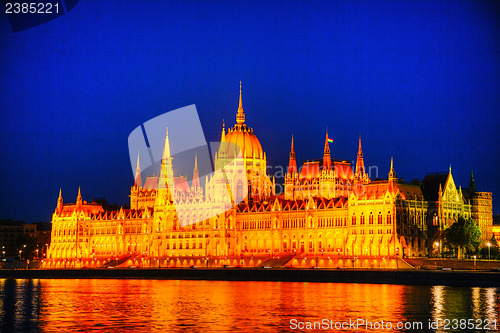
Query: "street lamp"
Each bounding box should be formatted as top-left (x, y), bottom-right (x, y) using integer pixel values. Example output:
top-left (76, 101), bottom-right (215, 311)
top-left (487, 242), bottom-right (491, 260)
top-left (435, 242), bottom-right (440, 258)
top-left (19, 250), bottom-right (22, 260)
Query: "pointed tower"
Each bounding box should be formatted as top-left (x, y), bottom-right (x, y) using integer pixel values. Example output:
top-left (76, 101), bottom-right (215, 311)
top-left (134, 151), bottom-right (142, 187)
top-left (388, 157), bottom-right (397, 181)
top-left (236, 81), bottom-right (245, 126)
top-left (323, 129), bottom-right (331, 170)
top-left (288, 135), bottom-right (297, 174)
top-left (158, 128), bottom-right (175, 194)
top-left (56, 188), bottom-right (63, 213)
top-left (388, 157), bottom-right (397, 193)
top-left (354, 135), bottom-right (369, 183)
top-left (192, 153), bottom-right (200, 188)
top-left (469, 170), bottom-right (476, 193)
top-left (76, 186), bottom-right (82, 208)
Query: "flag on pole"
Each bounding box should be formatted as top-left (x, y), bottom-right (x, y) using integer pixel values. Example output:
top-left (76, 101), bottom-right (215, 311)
top-left (327, 138), bottom-right (333, 143)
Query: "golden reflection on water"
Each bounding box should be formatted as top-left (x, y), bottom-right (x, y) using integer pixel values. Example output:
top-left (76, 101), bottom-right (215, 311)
top-left (0, 279), bottom-right (498, 332)
top-left (430, 285), bottom-right (499, 333)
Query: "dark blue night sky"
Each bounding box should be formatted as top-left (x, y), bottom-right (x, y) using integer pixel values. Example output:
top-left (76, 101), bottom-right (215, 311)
top-left (0, 0), bottom-right (499, 222)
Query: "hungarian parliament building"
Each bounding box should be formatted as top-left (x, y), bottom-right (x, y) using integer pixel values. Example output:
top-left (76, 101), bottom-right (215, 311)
top-left (45, 85), bottom-right (493, 269)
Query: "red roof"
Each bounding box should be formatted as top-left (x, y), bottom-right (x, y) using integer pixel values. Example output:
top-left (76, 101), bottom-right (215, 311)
top-left (174, 176), bottom-right (190, 193)
top-left (299, 161), bottom-right (320, 180)
top-left (333, 161), bottom-right (354, 181)
top-left (58, 203), bottom-right (104, 217)
top-left (143, 176), bottom-right (159, 190)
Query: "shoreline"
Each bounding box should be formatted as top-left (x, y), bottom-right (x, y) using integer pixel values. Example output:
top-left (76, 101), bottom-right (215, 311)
top-left (1, 268), bottom-right (499, 287)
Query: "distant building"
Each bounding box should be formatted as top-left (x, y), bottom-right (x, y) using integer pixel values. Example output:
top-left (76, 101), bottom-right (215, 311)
top-left (466, 171), bottom-right (493, 241)
top-left (492, 215), bottom-right (500, 244)
top-left (0, 220), bottom-right (49, 259)
top-left (35, 222), bottom-right (52, 259)
top-left (0, 219), bottom-right (25, 258)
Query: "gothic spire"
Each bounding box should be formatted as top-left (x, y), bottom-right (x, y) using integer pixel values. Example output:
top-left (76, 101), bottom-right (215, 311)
top-left (355, 135), bottom-right (368, 182)
top-left (57, 188), bottom-right (63, 213)
top-left (134, 150), bottom-right (142, 187)
top-left (388, 157), bottom-right (396, 181)
top-left (162, 128), bottom-right (171, 161)
top-left (159, 128), bottom-right (174, 193)
top-left (469, 170), bottom-right (476, 193)
top-left (192, 153), bottom-right (200, 188)
top-left (76, 186), bottom-right (82, 207)
top-left (288, 135), bottom-right (297, 174)
top-left (323, 129), bottom-right (331, 170)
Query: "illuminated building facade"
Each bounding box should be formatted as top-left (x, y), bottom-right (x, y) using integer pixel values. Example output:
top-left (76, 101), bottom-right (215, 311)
top-left (45, 85), bottom-right (493, 268)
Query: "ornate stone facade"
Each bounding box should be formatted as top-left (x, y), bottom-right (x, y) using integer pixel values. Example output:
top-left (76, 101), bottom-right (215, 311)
top-left (45, 85), bottom-right (493, 268)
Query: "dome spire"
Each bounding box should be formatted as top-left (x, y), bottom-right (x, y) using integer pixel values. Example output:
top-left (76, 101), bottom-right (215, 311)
top-left (220, 119), bottom-right (226, 142)
top-left (162, 128), bottom-right (171, 160)
top-left (236, 81), bottom-right (245, 125)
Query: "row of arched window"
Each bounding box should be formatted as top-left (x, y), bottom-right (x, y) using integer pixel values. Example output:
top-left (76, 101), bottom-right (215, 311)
top-left (351, 212), bottom-right (392, 226)
top-left (242, 219), bottom-right (272, 230)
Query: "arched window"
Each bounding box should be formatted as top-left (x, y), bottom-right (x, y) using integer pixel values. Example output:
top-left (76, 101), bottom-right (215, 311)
top-left (360, 213), bottom-right (365, 225)
top-left (369, 212), bottom-right (374, 224)
top-left (378, 212), bottom-right (383, 224)
top-left (387, 212), bottom-right (392, 224)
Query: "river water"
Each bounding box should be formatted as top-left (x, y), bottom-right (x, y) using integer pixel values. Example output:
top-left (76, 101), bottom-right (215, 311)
top-left (0, 279), bottom-right (498, 332)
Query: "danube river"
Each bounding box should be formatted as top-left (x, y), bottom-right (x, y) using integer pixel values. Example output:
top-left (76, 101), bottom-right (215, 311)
top-left (0, 279), bottom-right (498, 332)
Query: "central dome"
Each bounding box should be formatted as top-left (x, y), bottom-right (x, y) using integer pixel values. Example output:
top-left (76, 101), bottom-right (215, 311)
top-left (218, 82), bottom-right (264, 160)
top-left (224, 124), bottom-right (263, 159)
